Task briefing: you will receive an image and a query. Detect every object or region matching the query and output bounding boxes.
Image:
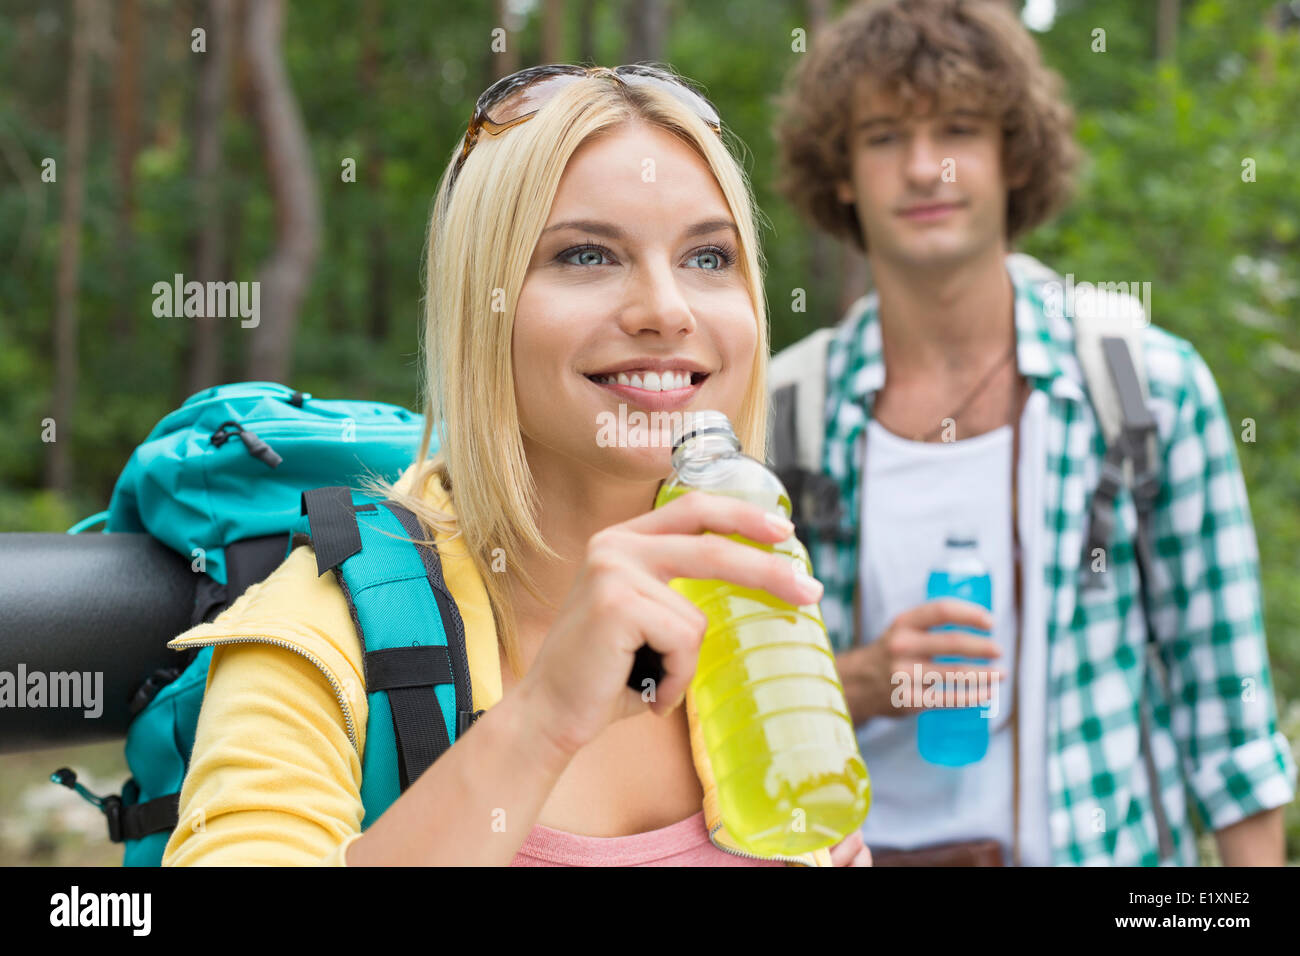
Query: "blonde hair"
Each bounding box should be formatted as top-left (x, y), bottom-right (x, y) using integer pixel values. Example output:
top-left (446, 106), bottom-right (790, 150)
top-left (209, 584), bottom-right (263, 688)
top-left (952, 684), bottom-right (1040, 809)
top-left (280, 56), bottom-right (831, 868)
top-left (361, 68), bottom-right (770, 680)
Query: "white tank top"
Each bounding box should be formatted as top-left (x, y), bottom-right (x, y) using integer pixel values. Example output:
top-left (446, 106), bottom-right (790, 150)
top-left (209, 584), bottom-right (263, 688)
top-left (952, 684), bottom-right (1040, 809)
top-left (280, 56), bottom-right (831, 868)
top-left (854, 391), bottom-right (1050, 865)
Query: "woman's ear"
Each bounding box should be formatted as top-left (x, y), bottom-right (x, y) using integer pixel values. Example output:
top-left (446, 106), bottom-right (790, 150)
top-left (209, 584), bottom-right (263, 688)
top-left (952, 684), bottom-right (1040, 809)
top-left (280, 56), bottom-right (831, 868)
top-left (835, 179), bottom-right (856, 205)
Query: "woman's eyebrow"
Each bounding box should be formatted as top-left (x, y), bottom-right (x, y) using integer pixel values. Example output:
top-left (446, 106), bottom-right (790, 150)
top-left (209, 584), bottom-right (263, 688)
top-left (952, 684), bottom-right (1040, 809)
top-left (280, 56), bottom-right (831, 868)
top-left (541, 218), bottom-right (739, 239)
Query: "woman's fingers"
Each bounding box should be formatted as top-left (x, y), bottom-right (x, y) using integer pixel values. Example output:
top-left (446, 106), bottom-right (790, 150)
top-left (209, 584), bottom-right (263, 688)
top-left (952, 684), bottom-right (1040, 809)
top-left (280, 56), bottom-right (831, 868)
top-left (617, 577), bottom-right (709, 716)
top-left (635, 531), bottom-right (823, 608)
top-left (621, 489), bottom-right (795, 543)
top-left (830, 828), bottom-right (865, 867)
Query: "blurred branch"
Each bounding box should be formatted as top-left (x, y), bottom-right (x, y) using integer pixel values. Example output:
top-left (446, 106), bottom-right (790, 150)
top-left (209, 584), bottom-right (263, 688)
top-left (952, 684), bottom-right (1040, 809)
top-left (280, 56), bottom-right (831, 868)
top-left (0, 116), bottom-right (45, 273)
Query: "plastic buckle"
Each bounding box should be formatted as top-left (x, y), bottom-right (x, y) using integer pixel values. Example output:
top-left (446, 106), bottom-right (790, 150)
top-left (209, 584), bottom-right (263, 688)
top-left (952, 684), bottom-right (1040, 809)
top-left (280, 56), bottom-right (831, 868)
top-left (457, 709), bottom-right (486, 736)
top-left (102, 795), bottom-right (124, 843)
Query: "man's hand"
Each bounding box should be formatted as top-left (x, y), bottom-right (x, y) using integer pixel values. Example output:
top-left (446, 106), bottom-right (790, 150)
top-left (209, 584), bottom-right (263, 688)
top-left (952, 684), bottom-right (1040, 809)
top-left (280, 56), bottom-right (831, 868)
top-left (834, 599), bottom-right (1003, 726)
top-left (830, 829), bottom-right (872, 866)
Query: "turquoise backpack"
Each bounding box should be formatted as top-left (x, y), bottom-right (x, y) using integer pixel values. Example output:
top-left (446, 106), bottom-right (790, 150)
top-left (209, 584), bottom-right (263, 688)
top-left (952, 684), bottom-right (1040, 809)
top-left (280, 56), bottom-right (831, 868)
top-left (50, 381), bottom-right (481, 865)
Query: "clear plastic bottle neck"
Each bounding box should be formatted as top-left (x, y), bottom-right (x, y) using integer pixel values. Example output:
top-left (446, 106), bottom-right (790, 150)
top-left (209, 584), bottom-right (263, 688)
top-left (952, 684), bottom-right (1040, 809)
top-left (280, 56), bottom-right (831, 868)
top-left (940, 531), bottom-right (985, 576)
top-left (670, 411), bottom-right (741, 474)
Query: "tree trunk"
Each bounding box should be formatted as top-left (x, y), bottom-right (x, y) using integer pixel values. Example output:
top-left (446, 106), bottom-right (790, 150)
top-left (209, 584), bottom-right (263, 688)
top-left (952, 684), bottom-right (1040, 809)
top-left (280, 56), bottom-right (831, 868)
top-left (799, 0), bottom-right (869, 328)
top-left (1156, 0), bottom-right (1180, 60)
top-left (623, 0), bottom-right (668, 64)
top-left (187, 0), bottom-right (233, 394)
top-left (47, 0), bottom-right (94, 494)
top-left (362, 0), bottom-right (389, 343)
top-left (243, 0), bottom-right (321, 384)
top-left (492, 0), bottom-right (520, 80)
top-left (577, 0), bottom-right (597, 64)
top-left (542, 0), bottom-right (565, 63)
top-left (111, 0), bottom-right (140, 344)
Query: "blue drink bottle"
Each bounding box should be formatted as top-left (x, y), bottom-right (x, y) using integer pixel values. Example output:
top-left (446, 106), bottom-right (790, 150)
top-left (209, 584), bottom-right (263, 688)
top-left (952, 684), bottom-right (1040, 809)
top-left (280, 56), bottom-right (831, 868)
top-left (917, 531), bottom-right (992, 766)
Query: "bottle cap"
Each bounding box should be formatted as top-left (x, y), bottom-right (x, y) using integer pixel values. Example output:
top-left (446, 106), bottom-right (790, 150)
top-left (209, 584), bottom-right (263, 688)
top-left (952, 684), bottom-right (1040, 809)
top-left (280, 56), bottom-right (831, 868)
top-left (945, 525), bottom-right (979, 547)
top-left (670, 409), bottom-right (736, 453)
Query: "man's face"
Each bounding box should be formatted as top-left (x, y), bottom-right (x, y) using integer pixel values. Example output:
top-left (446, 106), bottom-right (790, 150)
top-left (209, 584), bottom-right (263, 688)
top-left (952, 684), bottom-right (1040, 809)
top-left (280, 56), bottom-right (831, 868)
top-left (835, 86), bottom-right (1020, 269)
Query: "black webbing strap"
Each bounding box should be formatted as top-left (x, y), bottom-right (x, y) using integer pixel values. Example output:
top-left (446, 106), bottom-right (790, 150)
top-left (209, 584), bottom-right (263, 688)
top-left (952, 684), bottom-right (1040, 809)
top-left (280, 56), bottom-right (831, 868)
top-left (113, 792), bottom-right (181, 843)
top-left (300, 486), bottom-right (378, 575)
top-left (365, 646), bottom-right (454, 789)
top-left (1080, 442), bottom-right (1127, 590)
top-left (365, 645), bottom-right (454, 689)
top-left (387, 503), bottom-right (478, 744)
top-left (770, 382), bottom-right (844, 543)
top-left (1081, 337), bottom-right (1160, 589)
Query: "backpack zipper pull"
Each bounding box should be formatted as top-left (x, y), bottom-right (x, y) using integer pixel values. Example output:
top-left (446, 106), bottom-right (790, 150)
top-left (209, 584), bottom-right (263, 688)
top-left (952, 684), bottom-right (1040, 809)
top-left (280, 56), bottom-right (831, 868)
top-left (209, 421), bottom-right (282, 468)
top-left (237, 426), bottom-right (282, 468)
top-left (50, 767), bottom-right (108, 809)
top-left (50, 768), bottom-right (124, 841)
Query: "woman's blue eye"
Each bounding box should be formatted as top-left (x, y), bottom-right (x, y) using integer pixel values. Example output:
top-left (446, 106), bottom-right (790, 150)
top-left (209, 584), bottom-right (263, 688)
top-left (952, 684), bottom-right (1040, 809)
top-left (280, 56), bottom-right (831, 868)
top-left (686, 245), bottom-right (737, 270)
top-left (559, 240), bottom-right (738, 270)
top-left (561, 245), bottom-right (612, 266)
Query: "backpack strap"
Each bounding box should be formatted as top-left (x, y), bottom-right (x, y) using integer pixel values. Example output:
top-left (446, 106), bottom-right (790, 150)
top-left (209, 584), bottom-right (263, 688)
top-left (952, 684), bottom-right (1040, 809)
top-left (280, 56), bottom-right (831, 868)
top-left (300, 486), bottom-right (478, 827)
top-left (768, 325), bottom-right (843, 541)
top-left (1071, 294), bottom-right (1175, 863)
top-left (1075, 308), bottom-right (1160, 593)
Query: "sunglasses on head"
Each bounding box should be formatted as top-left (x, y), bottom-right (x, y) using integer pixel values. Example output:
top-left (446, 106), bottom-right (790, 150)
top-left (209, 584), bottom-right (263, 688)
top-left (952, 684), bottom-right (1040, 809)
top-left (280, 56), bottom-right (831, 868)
top-left (448, 64), bottom-right (723, 192)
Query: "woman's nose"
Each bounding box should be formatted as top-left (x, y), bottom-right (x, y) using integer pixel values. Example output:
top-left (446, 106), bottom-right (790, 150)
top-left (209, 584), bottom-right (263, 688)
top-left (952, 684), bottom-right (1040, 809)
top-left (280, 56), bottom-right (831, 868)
top-left (616, 259), bottom-right (697, 337)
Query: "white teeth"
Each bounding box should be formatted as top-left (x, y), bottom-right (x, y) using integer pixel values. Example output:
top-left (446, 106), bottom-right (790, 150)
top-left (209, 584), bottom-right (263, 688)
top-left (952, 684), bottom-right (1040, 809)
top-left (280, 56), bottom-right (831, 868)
top-left (592, 370), bottom-right (698, 390)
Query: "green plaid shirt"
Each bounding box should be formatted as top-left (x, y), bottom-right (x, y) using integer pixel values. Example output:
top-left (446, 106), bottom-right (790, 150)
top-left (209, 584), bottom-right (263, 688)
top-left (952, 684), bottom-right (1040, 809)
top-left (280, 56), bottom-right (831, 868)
top-left (804, 255), bottom-right (1296, 865)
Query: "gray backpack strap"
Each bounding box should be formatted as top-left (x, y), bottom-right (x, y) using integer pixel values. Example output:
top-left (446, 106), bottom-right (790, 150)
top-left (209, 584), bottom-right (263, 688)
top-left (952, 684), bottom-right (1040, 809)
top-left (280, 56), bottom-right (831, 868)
top-left (1074, 302), bottom-right (1174, 862)
top-left (768, 325), bottom-right (842, 541)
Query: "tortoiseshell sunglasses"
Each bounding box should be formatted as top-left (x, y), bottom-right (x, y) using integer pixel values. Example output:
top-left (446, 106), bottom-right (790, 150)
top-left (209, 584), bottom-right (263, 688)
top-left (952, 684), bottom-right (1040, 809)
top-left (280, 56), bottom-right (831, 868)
top-left (448, 64), bottom-right (723, 191)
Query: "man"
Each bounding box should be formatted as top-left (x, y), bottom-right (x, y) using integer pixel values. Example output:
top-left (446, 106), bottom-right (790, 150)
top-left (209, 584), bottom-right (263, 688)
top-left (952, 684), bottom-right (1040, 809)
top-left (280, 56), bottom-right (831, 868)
top-left (770, 0), bottom-right (1294, 865)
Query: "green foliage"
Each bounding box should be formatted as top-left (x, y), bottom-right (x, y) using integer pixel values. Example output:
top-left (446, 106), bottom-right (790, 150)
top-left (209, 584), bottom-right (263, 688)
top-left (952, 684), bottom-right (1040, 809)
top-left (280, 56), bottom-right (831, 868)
top-left (0, 0), bottom-right (1295, 859)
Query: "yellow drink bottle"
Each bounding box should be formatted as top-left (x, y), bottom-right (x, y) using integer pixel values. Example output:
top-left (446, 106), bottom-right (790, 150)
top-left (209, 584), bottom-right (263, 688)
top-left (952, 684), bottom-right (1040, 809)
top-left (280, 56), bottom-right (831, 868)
top-left (654, 410), bottom-right (870, 855)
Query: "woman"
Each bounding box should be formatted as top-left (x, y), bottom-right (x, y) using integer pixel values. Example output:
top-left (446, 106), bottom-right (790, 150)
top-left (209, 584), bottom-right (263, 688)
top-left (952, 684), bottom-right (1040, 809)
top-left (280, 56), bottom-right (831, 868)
top-left (163, 64), bottom-right (870, 867)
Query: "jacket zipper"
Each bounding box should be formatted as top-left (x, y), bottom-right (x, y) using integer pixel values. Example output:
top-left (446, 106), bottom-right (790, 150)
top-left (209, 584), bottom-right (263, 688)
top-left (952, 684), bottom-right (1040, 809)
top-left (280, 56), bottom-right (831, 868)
top-left (172, 633), bottom-right (815, 864)
top-left (169, 635), bottom-right (358, 755)
top-left (706, 821), bottom-right (818, 866)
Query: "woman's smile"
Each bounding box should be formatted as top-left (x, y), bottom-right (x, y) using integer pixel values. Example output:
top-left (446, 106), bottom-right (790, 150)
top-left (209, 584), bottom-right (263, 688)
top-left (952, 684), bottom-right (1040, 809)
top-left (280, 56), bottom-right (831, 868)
top-left (584, 361), bottom-right (712, 412)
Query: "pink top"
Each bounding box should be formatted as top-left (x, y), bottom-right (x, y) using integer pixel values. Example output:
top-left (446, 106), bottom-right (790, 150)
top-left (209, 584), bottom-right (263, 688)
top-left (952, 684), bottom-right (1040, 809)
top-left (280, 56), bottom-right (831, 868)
top-left (510, 810), bottom-right (786, 867)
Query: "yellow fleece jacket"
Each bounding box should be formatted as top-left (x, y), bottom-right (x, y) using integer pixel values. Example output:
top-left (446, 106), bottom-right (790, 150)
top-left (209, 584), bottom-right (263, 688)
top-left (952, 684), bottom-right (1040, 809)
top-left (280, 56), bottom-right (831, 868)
top-left (161, 465), bottom-right (833, 867)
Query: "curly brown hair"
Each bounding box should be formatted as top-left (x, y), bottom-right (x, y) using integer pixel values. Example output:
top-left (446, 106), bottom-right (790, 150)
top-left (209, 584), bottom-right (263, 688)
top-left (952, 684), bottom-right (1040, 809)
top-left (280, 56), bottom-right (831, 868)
top-left (774, 0), bottom-right (1081, 253)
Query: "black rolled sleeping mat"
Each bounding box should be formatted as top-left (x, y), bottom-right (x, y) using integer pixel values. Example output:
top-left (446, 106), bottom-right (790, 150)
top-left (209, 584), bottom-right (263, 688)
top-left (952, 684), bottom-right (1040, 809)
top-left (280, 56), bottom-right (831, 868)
top-left (0, 533), bottom-right (196, 753)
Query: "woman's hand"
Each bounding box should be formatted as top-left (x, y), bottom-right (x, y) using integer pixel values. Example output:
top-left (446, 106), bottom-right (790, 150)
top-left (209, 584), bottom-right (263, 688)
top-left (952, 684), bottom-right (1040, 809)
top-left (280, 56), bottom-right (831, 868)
top-left (830, 829), bottom-right (872, 866)
top-left (519, 490), bottom-right (825, 759)
top-left (830, 829), bottom-right (872, 867)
